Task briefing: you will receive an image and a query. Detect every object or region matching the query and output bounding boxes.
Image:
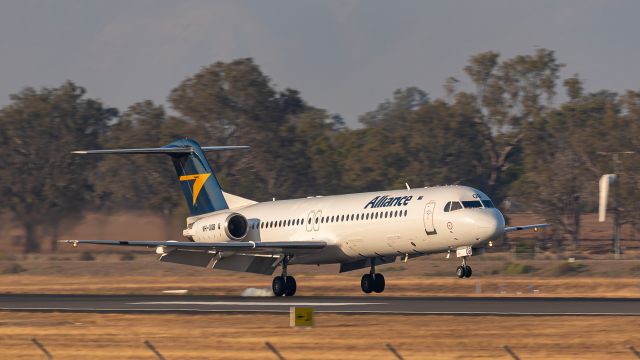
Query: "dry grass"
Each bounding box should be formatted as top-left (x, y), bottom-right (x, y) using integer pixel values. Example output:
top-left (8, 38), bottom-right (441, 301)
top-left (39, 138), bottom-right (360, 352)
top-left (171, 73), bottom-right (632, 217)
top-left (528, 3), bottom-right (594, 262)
top-left (0, 312), bottom-right (638, 359)
top-left (0, 274), bottom-right (639, 298)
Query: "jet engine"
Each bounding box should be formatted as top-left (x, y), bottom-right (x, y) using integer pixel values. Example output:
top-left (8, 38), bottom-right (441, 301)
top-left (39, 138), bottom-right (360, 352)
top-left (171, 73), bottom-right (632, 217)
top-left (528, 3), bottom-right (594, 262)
top-left (183, 212), bottom-right (249, 242)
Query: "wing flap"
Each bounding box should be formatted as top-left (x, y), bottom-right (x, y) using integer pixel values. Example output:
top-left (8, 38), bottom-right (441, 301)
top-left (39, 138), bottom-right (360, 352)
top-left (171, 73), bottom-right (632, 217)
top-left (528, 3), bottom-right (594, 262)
top-left (61, 239), bottom-right (327, 251)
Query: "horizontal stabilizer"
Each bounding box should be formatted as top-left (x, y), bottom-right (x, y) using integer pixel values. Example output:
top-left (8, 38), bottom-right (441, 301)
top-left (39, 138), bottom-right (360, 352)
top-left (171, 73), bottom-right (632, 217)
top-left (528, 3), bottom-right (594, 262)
top-left (504, 223), bottom-right (549, 233)
top-left (71, 145), bottom-right (249, 155)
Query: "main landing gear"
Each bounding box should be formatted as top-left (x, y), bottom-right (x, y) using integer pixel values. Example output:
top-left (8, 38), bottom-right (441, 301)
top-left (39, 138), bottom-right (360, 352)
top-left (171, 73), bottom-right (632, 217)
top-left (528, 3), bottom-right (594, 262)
top-left (272, 256), bottom-right (296, 297)
top-left (360, 259), bottom-right (385, 294)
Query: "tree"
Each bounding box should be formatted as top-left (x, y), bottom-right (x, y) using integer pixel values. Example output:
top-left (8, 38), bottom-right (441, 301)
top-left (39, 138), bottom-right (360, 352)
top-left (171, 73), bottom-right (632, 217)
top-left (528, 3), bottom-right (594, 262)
top-left (0, 82), bottom-right (115, 252)
top-left (168, 58), bottom-right (338, 200)
top-left (458, 49), bottom-right (564, 201)
top-left (342, 89), bottom-right (488, 193)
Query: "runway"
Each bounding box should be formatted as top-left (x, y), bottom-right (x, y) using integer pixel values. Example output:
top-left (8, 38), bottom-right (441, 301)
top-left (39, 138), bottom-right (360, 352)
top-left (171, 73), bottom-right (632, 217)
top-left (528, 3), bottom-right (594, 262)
top-left (0, 294), bottom-right (639, 315)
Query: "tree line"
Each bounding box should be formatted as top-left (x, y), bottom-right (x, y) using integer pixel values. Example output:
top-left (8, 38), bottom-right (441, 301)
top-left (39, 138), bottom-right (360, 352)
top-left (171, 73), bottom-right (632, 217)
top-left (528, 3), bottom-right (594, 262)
top-left (1, 49), bottom-right (639, 253)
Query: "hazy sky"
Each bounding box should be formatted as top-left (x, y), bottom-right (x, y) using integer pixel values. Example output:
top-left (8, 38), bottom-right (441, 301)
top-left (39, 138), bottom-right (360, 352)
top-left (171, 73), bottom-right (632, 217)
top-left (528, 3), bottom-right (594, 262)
top-left (1, 0), bottom-right (639, 126)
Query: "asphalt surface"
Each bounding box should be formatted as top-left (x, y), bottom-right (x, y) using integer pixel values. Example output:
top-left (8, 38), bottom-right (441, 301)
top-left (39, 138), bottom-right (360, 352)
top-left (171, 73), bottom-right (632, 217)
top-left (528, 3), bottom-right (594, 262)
top-left (0, 294), bottom-right (639, 315)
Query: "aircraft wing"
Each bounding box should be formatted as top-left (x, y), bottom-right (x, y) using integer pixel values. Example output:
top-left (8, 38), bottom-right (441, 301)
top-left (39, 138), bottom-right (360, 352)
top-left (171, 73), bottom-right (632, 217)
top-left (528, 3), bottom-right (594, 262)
top-left (61, 240), bottom-right (326, 251)
top-left (504, 223), bottom-right (549, 233)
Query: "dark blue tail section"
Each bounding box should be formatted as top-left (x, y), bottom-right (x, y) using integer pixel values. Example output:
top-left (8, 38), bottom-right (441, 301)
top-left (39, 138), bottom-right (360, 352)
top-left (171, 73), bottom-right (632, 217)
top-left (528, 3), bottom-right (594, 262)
top-left (164, 139), bottom-right (228, 215)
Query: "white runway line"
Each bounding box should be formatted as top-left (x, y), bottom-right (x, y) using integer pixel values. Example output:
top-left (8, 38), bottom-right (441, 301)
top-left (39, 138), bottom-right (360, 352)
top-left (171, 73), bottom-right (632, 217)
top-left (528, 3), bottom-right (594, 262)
top-left (128, 301), bottom-right (386, 306)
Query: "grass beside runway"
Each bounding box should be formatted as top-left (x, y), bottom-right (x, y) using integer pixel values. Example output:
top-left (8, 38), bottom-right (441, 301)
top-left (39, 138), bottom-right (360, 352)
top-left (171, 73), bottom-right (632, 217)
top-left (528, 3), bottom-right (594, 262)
top-left (0, 312), bottom-right (638, 359)
top-left (0, 274), bottom-right (639, 298)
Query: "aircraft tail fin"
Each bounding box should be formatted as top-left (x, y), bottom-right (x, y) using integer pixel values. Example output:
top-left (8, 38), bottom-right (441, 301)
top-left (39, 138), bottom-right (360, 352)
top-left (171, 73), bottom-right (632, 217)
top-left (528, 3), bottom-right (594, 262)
top-left (72, 138), bottom-right (249, 216)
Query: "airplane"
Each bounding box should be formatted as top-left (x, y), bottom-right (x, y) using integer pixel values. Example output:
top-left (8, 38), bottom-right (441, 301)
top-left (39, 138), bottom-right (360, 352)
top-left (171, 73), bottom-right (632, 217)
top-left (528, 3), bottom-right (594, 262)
top-left (64, 138), bottom-right (548, 296)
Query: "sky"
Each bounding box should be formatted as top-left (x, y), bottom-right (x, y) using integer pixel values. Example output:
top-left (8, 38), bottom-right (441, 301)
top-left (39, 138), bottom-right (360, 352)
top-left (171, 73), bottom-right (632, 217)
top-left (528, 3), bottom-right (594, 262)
top-left (1, 0), bottom-right (639, 127)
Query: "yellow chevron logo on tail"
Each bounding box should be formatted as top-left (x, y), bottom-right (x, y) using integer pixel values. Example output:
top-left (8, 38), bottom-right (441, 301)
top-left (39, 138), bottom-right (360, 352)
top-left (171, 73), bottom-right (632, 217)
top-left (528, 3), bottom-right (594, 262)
top-left (179, 173), bottom-right (211, 206)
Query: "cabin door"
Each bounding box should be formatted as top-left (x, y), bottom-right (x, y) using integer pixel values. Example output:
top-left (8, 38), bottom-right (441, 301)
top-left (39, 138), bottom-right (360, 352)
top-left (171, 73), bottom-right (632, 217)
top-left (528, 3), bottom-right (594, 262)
top-left (423, 201), bottom-right (437, 236)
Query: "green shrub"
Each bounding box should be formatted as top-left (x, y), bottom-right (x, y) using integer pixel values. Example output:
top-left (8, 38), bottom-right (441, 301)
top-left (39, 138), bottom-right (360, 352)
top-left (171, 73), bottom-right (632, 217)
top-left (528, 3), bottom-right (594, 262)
top-left (503, 262), bottom-right (535, 275)
top-left (120, 253), bottom-right (136, 261)
top-left (514, 240), bottom-right (536, 260)
top-left (79, 252), bottom-right (95, 261)
top-left (1, 263), bottom-right (26, 274)
top-left (545, 262), bottom-right (586, 276)
top-left (0, 253), bottom-right (17, 261)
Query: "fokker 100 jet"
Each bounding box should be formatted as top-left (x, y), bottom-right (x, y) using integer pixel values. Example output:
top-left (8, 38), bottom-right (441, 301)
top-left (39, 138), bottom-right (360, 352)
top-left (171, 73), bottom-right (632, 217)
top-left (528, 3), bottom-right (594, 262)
top-left (65, 139), bottom-right (547, 296)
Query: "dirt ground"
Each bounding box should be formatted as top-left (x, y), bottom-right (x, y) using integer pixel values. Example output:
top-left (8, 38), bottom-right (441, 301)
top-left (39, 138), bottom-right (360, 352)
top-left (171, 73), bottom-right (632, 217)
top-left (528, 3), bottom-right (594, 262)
top-left (1, 273), bottom-right (640, 298)
top-left (0, 312), bottom-right (638, 359)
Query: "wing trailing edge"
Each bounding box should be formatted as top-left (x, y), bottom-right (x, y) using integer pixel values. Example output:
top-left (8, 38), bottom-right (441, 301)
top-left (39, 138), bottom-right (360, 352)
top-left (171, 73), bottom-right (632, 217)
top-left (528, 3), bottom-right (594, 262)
top-left (61, 239), bottom-right (327, 251)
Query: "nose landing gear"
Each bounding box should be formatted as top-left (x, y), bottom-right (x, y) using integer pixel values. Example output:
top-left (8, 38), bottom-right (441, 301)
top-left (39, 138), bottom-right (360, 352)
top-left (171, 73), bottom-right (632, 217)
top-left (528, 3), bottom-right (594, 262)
top-left (456, 257), bottom-right (472, 278)
top-left (361, 259), bottom-right (386, 294)
top-left (272, 256), bottom-right (297, 296)
top-left (454, 246), bottom-right (473, 278)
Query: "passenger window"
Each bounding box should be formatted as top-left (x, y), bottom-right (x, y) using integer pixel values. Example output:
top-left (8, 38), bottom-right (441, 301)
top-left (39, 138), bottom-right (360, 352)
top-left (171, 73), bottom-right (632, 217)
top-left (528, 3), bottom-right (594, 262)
top-left (341, 215), bottom-right (345, 222)
top-left (450, 202), bottom-right (463, 211)
top-left (404, 210), bottom-right (408, 216)
top-left (444, 202), bottom-right (451, 212)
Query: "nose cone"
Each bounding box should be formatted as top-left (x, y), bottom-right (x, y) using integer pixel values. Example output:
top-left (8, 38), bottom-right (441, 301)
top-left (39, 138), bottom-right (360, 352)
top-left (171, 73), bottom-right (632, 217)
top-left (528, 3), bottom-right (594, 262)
top-left (463, 209), bottom-right (505, 241)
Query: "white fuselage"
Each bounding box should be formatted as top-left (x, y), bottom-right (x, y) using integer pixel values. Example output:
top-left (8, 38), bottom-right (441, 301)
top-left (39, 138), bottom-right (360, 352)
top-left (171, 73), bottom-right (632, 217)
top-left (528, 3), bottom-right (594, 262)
top-left (187, 185), bottom-right (505, 265)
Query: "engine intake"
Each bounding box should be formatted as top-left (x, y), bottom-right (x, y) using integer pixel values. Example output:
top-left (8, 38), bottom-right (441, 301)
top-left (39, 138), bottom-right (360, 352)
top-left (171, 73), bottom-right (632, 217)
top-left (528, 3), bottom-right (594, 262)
top-left (226, 213), bottom-right (248, 240)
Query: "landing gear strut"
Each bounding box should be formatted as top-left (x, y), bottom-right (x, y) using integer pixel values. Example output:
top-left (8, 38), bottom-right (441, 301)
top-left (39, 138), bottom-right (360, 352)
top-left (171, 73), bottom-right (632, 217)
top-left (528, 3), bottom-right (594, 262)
top-left (272, 256), bottom-right (297, 296)
top-left (456, 256), bottom-right (472, 278)
top-left (361, 259), bottom-right (385, 294)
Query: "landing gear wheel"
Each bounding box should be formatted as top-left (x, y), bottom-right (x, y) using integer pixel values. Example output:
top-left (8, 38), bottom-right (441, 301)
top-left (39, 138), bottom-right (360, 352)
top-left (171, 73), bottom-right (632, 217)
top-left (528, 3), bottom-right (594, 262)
top-left (456, 266), bottom-right (465, 278)
top-left (373, 273), bottom-right (385, 293)
top-left (272, 276), bottom-right (286, 296)
top-left (464, 266), bottom-right (472, 278)
top-left (361, 274), bottom-right (374, 294)
top-left (284, 276), bottom-right (297, 296)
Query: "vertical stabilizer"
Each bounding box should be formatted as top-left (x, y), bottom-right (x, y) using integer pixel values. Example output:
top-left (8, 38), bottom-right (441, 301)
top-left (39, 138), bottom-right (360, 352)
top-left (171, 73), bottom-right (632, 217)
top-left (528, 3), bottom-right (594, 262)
top-left (165, 139), bottom-right (228, 215)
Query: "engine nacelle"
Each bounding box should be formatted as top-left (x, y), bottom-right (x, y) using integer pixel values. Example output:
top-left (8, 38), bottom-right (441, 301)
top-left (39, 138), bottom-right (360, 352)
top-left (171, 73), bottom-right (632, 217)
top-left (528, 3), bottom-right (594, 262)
top-left (183, 212), bottom-right (249, 242)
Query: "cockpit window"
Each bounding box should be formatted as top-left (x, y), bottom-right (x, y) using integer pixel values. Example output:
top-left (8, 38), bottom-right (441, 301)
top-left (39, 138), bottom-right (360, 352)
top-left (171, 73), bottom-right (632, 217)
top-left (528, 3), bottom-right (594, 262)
top-left (450, 201), bottom-right (463, 211)
top-left (481, 200), bottom-right (494, 208)
top-left (462, 200), bottom-right (483, 209)
top-left (444, 202), bottom-right (451, 212)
